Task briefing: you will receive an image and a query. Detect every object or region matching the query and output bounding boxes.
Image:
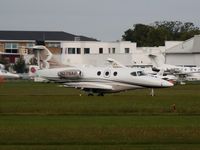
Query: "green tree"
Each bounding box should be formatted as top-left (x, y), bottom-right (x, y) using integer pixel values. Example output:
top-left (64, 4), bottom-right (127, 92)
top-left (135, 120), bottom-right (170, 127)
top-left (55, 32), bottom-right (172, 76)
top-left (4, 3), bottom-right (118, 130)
top-left (0, 57), bottom-right (10, 71)
top-left (122, 24), bottom-right (153, 47)
top-left (13, 57), bottom-right (26, 73)
top-left (122, 21), bottom-right (200, 47)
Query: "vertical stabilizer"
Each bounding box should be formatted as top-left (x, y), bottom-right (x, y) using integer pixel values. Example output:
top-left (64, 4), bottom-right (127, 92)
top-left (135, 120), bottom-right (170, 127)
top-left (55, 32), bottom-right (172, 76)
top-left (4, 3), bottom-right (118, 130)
top-left (157, 69), bottom-right (165, 76)
top-left (148, 54), bottom-right (164, 68)
top-left (32, 45), bottom-right (53, 69)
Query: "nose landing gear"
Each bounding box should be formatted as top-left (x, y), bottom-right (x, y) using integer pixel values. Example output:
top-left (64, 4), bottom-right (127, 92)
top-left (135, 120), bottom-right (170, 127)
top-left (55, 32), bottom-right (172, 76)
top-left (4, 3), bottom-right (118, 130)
top-left (97, 93), bottom-right (104, 96)
top-left (87, 93), bottom-right (104, 96)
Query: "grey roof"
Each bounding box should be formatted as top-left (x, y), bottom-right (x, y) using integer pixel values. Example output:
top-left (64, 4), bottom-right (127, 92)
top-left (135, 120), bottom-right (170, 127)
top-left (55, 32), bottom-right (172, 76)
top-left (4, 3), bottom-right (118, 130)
top-left (0, 31), bottom-right (98, 41)
top-left (166, 35), bottom-right (200, 54)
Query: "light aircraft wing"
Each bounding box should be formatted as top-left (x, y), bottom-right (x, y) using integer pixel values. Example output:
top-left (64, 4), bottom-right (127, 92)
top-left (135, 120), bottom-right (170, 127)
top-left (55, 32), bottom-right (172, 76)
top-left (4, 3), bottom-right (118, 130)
top-left (64, 82), bottom-right (113, 90)
top-left (175, 71), bottom-right (200, 76)
top-left (172, 72), bottom-right (200, 82)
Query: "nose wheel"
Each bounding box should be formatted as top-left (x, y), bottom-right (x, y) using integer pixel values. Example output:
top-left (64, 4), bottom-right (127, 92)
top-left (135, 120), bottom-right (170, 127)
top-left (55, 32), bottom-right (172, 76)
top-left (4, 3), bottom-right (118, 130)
top-left (88, 93), bottom-right (94, 96)
top-left (97, 93), bottom-right (104, 96)
top-left (150, 88), bottom-right (155, 96)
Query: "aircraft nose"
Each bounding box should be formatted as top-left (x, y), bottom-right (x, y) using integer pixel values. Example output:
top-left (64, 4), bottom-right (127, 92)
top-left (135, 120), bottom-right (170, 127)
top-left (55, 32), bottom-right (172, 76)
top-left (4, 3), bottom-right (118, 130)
top-left (161, 80), bottom-right (174, 87)
top-left (11, 74), bottom-right (20, 79)
top-left (15, 74), bottom-right (20, 78)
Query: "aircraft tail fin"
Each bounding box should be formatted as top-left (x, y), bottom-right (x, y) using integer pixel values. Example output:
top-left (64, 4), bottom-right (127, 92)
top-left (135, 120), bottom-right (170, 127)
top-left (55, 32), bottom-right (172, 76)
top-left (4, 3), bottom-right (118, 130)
top-left (148, 54), bottom-right (164, 68)
top-left (32, 45), bottom-right (65, 69)
top-left (157, 69), bottom-right (165, 76)
top-left (28, 65), bottom-right (40, 78)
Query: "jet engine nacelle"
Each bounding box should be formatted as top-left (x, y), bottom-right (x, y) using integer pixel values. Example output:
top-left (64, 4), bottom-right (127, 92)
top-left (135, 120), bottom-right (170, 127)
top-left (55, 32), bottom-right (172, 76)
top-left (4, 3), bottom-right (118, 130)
top-left (58, 69), bottom-right (82, 79)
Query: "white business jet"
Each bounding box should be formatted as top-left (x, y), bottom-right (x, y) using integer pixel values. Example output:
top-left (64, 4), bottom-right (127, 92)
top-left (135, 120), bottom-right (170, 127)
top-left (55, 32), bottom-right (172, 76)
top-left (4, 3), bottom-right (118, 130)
top-left (36, 66), bottom-right (173, 96)
top-left (0, 69), bottom-right (20, 79)
top-left (31, 45), bottom-right (173, 96)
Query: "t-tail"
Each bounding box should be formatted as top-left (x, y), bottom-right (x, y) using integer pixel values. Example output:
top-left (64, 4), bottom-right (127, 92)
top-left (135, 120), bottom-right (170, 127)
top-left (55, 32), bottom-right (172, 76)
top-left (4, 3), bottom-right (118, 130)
top-left (31, 45), bottom-right (65, 69)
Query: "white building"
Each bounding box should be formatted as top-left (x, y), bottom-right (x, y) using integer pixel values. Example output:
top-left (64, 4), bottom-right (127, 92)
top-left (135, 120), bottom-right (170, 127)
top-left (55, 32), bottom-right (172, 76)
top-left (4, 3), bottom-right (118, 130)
top-left (60, 41), bottom-right (178, 67)
top-left (165, 35), bottom-right (200, 66)
top-left (41, 35), bottom-right (200, 68)
top-left (60, 41), bottom-right (137, 66)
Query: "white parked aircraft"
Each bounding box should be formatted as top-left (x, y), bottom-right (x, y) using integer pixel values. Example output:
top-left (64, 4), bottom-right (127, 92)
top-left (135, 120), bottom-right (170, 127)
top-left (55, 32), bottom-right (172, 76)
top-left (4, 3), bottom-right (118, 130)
top-left (106, 58), bottom-right (177, 83)
top-left (152, 69), bottom-right (178, 84)
top-left (149, 54), bottom-right (200, 82)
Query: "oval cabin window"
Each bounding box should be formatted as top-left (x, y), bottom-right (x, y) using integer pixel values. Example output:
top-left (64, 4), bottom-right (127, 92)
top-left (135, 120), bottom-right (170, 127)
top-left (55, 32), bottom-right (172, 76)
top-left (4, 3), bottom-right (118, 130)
top-left (97, 71), bottom-right (101, 76)
top-left (113, 72), bottom-right (117, 76)
top-left (104, 70), bottom-right (111, 78)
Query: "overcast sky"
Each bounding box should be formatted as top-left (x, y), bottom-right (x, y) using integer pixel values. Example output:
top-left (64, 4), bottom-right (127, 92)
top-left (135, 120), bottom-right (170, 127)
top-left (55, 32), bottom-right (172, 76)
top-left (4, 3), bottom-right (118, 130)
top-left (0, 0), bottom-right (200, 41)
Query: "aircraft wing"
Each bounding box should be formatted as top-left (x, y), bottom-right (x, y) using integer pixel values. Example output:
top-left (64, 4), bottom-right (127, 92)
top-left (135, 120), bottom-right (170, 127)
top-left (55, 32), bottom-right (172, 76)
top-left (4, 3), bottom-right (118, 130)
top-left (106, 58), bottom-right (126, 68)
top-left (63, 82), bottom-right (113, 90)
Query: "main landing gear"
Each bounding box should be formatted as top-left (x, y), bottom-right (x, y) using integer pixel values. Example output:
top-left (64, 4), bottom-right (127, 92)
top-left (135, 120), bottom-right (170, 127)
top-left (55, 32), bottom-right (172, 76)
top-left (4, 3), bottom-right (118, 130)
top-left (87, 93), bottom-right (104, 96)
top-left (97, 93), bottom-right (104, 96)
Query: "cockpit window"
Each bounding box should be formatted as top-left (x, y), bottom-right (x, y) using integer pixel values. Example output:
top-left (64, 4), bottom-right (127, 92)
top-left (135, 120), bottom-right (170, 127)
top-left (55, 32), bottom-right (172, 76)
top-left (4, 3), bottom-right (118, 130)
top-left (1, 70), bottom-right (7, 73)
top-left (130, 72), bottom-right (137, 76)
top-left (137, 71), bottom-right (145, 76)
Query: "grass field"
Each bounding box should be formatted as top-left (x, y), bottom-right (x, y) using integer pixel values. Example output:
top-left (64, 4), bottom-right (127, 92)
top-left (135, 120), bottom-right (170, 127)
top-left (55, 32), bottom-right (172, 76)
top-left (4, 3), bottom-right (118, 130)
top-left (0, 81), bottom-right (200, 150)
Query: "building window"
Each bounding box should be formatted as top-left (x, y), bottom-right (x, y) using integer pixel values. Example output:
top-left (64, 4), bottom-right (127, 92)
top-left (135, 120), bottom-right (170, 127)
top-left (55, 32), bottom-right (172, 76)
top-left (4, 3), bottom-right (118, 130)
top-left (112, 48), bottom-right (115, 54)
top-left (68, 48), bottom-right (76, 54)
top-left (99, 48), bottom-right (103, 54)
top-left (76, 48), bottom-right (81, 54)
top-left (26, 43), bottom-right (35, 48)
top-left (108, 48), bottom-right (111, 54)
top-left (125, 48), bottom-right (130, 53)
top-left (84, 48), bottom-right (90, 54)
top-left (5, 43), bottom-right (18, 53)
